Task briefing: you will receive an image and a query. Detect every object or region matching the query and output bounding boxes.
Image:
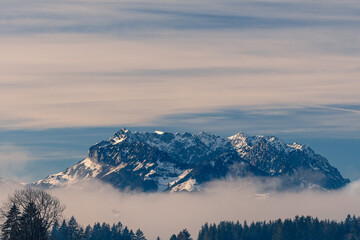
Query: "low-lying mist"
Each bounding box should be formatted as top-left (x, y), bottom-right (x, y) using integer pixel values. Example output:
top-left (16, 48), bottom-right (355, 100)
top-left (2, 179), bottom-right (360, 239)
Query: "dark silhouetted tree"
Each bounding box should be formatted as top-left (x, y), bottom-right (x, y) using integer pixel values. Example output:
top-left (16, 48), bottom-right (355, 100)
top-left (177, 229), bottom-right (192, 240)
top-left (67, 216), bottom-right (83, 239)
top-left (19, 201), bottom-right (47, 240)
top-left (1, 188), bottom-right (64, 240)
top-left (1, 204), bottom-right (20, 240)
top-left (134, 229), bottom-right (146, 240)
top-left (169, 234), bottom-right (177, 240)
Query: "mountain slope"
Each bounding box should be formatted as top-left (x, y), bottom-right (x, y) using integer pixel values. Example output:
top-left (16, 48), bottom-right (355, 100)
top-left (229, 133), bottom-right (348, 189)
top-left (35, 129), bottom-right (349, 192)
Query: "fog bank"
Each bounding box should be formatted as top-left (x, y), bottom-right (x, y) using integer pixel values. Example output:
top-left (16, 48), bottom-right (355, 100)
top-left (41, 179), bottom-right (360, 239)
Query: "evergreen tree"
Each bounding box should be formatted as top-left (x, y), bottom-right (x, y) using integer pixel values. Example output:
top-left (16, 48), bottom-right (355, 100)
top-left (110, 223), bottom-right (122, 240)
top-left (89, 222), bottom-right (102, 240)
top-left (122, 226), bottom-right (132, 240)
top-left (101, 222), bottom-right (112, 239)
top-left (50, 220), bottom-right (61, 240)
top-left (169, 234), bottom-right (177, 240)
top-left (19, 202), bottom-right (47, 240)
top-left (176, 229), bottom-right (192, 240)
top-left (1, 203), bottom-right (20, 240)
top-left (197, 223), bottom-right (208, 240)
top-left (129, 230), bottom-right (135, 240)
top-left (57, 219), bottom-right (69, 240)
top-left (83, 225), bottom-right (92, 240)
top-left (271, 220), bottom-right (282, 240)
top-left (134, 229), bottom-right (146, 240)
top-left (67, 216), bottom-right (82, 240)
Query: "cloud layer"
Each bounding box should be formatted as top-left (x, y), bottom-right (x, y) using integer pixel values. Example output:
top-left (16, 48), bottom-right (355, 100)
top-left (2, 178), bottom-right (360, 239)
top-left (38, 180), bottom-right (360, 239)
top-left (0, 0), bottom-right (359, 133)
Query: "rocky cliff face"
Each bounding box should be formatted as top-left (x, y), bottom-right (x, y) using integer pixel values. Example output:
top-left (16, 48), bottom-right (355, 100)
top-left (35, 129), bottom-right (349, 192)
top-left (229, 133), bottom-right (348, 189)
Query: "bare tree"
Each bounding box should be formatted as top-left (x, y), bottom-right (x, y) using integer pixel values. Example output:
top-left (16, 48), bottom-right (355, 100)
top-left (1, 187), bottom-right (65, 239)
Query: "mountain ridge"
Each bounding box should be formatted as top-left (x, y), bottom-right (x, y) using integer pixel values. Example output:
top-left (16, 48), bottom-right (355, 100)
top-left (34, 128), bottom-right (350, 192)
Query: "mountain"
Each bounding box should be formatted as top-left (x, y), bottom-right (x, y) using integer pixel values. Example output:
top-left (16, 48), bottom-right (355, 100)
top-left (34, 129), bottom-right (350, 192)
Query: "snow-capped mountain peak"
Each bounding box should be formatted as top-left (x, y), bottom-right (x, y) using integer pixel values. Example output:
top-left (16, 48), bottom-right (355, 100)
top-left (35, 129), bottom-right (350, 192)
top-left (108, 128), bottom-right (132, 145)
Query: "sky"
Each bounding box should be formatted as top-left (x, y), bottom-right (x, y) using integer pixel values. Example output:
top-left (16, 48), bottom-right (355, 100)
top-left (0, 0), bottom-right (359, 183)
top-left (1, 0), bottom-right (360, 238)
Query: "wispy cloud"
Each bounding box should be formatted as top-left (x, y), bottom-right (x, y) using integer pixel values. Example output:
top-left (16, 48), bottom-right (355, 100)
top-left (1, 0), bottom-right (359, 35)
top-left (0, 0), bottom-right (359, 132)
top-left (154, 104), bottom-right (360, 139)
top-left (1, 36), bottom-right (359, 130)
top-left (0, 145), bottom-right (33, 180)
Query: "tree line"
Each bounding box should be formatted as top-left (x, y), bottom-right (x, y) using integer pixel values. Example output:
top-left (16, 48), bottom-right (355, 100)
top-left (198, 215), bottom-right (360, 240)
top-left (50, 217), bottom-right (146, 240)
top-left (1, 188), bottom-right (360, 240)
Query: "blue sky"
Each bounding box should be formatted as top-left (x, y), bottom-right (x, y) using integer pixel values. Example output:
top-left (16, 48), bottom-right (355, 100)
top-left (0, 0), bottom-right (359, 182)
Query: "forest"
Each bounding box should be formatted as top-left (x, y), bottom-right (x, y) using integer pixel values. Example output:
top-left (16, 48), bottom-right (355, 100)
top-left (46, 214), bottom-right (360, 240)
top-left (1, 188), bottom-right (360, 240)
top-left (197, 215), bottom-right (360, 240)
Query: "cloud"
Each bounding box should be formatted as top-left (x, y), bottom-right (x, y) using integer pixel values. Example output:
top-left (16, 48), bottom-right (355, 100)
top-left (42, 179), bottom-right (360, 239)
top-left (0, 145), bottom-right (34, 180)
top-left (0, 0), bottom-right (359, 131)
top-left (0, 181), bottom-right (24, 204)
top-left (0, 143), bottom-right (79, 182)
top-left (1, 177), bottom-right (360, 239)
top-left (1, 0), bottom-right (359, 35)
top-left (155, 104), bottom-right (360, 139)
top-left (0, 35), bottom-right (359, 130)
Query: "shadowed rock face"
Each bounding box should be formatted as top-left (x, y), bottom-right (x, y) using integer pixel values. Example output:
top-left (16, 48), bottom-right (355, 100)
top-left (34, 128), bottom-right (350, 192)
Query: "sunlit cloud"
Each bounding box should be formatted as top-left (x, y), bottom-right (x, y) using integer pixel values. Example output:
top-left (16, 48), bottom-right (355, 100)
top-left (0, 0), bottom-right (359, 130)
top-left (42, 179), bottom-right (360, 239)
top-left (0, 34), bottom-right (359, 130)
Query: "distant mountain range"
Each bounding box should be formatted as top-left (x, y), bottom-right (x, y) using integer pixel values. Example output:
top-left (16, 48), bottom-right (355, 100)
top-left (34, 128), bottom-right (350, 192)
